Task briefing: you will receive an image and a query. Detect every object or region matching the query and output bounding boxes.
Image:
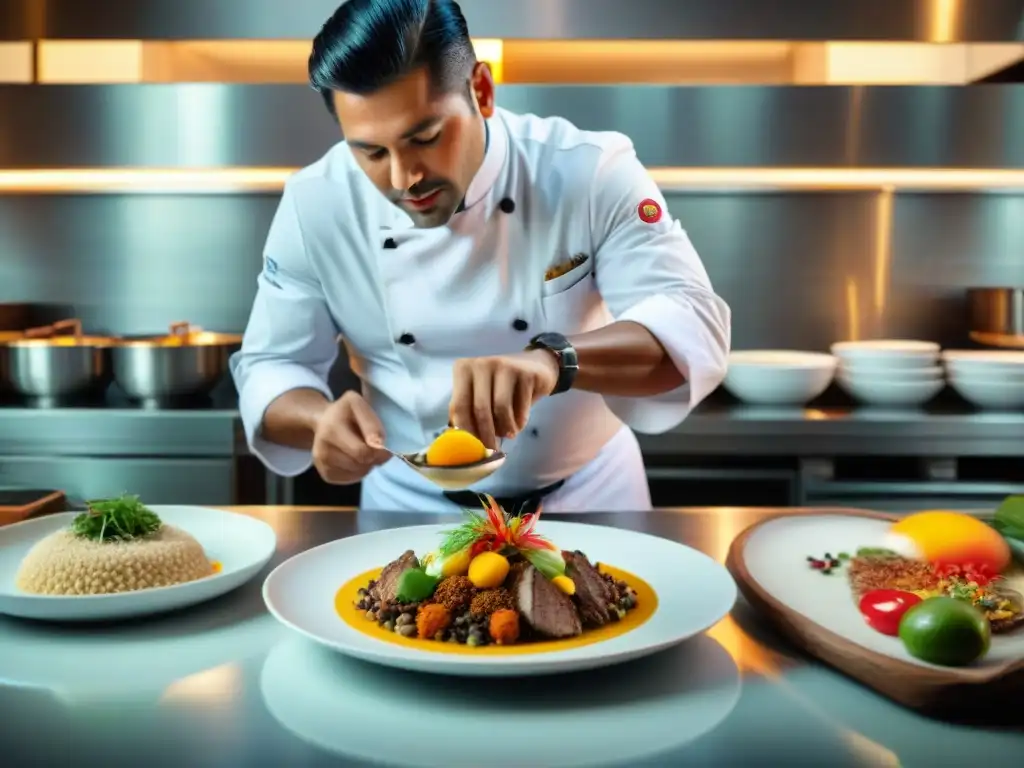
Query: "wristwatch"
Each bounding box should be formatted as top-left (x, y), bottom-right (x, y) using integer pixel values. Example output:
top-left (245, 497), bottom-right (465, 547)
top-left (526, 332), bottom-right (579, 395)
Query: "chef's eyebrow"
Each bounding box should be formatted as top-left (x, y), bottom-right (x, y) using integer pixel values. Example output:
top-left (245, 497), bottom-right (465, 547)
top-left (348, 117), bottom-right (443, 152)
top-left (400, 116), bottom-right (443, 139)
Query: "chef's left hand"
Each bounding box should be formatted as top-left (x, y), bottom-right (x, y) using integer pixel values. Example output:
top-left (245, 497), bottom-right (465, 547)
top-left (449, 350), bottom-right (559, 449)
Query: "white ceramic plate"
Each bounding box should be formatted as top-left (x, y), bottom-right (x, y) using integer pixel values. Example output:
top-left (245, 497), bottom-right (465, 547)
top-left (740, 514), bottom-right (1024, 669)
top-left (259, 632), bottom-right (741, 768)
top-left (262, 521), bottom-right (737, 676)
top-left (0, 506), bottom-right (277, 622)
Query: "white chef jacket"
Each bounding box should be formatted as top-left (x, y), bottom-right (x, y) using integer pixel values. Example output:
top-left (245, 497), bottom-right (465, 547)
top-left (230, 106), bottom-right (731, 512)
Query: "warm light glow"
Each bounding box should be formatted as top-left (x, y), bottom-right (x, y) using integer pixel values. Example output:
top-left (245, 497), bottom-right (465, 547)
top-left (0, 42), bottom-right (33, 83)
top-left (845, 278), bottom-right (861, 342)
top-left (821, 42), bottom-right (967, 84)
top-left (650, 168), bottom-right (1024, 192)
top-left (27, 39), bottom-right (1023, 85)
top-left (872, 187), bottom-right (894, 318)
top-left (160, 663), bottom-right (242, 704)
top-left (3, 167), bottom-right (1024, 195)
top-left (38, 40), bottom-right (145, 83)
top-left (929, 0), bottom-right (964, 43)
top-left (35, 38), bottom-right (505, 84)
top-left (472, 38), bottom-right (503, 83)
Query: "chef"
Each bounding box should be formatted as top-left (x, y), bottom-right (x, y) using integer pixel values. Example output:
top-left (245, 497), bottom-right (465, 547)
top-left (230, 0), bottom-right (731, 513)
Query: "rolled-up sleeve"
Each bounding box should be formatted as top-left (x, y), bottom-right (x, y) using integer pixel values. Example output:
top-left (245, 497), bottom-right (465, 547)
top-left (229, 181), bottom-right (341, 476)
top-left (590, 140), bottom-right (731, 433)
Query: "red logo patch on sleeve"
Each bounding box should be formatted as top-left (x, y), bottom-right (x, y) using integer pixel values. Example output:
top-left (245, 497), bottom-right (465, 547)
top-left (637, 198), bottom-right (662, 224)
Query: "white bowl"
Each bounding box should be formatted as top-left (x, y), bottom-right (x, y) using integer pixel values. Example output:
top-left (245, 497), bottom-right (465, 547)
top-left (838, 376), bottom-right (945, 407)
top-left (723, 350), bottom-right (837, 405)
top-left (831, 340), bottom-right (940, 369)
top-left (942, 350), bottom-right (1024, 376)
top-left (839, 364), bottom-right (944, 382)
top-left (948, 377), bottom-right (1024, 410)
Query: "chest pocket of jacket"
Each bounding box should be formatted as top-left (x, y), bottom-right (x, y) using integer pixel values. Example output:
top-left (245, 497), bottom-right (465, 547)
top-left (540, 257), bottom-right (598, 332)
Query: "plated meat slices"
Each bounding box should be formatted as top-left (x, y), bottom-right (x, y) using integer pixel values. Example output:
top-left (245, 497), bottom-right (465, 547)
top-left (512, 564), bottom-right (582, 638)
top-left (564, 550), bottom-right (617, 627)
top-left (372, 550), bottom-right (419, 604)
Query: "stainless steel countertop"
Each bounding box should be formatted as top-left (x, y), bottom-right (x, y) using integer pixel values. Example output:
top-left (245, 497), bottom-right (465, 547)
top-left (1, 402), bottom-right (1022, 458)
top-left (1, 506), bottom-right (1020, 768)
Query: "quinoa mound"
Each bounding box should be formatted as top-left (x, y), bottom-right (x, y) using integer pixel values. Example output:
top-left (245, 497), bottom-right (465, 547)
top-left (15, 524), bottom-right (214, 596)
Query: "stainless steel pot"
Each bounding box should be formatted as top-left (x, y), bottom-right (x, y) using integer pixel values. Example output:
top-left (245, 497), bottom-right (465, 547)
top-left (967, 287), bottom-right (1024, 348)
top-left (3, 319), bottom-right (114, 402)
top-left (111, 322), bottom-right (242, 405)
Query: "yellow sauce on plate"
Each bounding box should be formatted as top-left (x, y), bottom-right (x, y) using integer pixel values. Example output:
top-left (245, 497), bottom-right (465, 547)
top-left (335, 564), bottom-right (658, 655)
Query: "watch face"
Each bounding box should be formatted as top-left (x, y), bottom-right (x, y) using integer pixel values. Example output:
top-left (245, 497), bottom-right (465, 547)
top-left (533, 332), bottom-right (570, 351)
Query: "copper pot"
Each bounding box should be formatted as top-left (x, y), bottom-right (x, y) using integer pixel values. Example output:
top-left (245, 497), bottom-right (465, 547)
top-left (967, 287), bottom-right (1024, 349)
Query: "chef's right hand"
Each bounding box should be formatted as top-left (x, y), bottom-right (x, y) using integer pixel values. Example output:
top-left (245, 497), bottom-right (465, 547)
top-left (311, 391), bottom-right (392, 485)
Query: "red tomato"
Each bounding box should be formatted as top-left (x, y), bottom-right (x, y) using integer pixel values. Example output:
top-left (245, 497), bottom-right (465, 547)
top-left (935, 562), bottom-right (994, 586)
top-left (858, 589), bottom-right (923, 636)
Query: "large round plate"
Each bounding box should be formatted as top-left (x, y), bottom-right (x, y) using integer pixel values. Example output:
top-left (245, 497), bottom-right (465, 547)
top-left (259, 633), bottom-right (741, 768)
top-left (262, 521), bottom-right (737, 676)
top-left (0, 506), bottom-right (277, 622)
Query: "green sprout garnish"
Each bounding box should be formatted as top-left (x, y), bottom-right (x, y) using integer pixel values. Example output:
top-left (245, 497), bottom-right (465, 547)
top-left (71, 493), bottom-right (162, 542)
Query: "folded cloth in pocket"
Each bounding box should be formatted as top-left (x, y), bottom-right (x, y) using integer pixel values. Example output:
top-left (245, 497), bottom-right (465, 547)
top-left (545, 253), bottom-right (589, 282)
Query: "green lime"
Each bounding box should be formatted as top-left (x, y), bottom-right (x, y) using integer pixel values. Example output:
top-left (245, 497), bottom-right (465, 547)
top-left (898, 596), bottom-right (990, 666)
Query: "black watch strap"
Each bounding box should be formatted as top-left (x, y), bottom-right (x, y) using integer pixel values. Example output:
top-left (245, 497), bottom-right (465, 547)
top-left (527, 332), bottom-right (579, 395)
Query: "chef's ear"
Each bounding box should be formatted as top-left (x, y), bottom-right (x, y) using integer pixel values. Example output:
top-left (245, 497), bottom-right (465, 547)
top-left (470, 61), bottom-right (495, 118)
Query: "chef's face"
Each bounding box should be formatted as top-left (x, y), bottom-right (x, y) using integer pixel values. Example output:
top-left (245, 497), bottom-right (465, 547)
top-left (334, 63), bottom-right (495, 228)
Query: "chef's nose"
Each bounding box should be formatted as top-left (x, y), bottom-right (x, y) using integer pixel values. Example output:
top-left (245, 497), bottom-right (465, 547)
top-left (390, 155), bottom-right (423, 193)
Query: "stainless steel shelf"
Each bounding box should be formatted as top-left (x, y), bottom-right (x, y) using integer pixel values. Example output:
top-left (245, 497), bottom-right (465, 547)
top-left (0, 408), bottom-right (241, 457)
top-left (3, 0), bottom-right (1022, 41)
top-left (1, 403), bottom-right (1021, 459)
top-left (1, 85), bottom-right (1022, 171)
top-left (642, 404), bottom-right (1024, 457)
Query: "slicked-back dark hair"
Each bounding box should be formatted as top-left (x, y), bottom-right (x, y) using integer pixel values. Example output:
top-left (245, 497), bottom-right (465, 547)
top-left (309, 0), bottom-right (477, 116)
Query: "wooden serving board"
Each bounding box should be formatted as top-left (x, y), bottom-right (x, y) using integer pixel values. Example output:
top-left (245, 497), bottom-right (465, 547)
top-left (726, 509), bottom-right (1024, 717)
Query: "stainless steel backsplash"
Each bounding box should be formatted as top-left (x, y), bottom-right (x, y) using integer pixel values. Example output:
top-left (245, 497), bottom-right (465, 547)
top-left (1, 191), bottom-right (1021, 350)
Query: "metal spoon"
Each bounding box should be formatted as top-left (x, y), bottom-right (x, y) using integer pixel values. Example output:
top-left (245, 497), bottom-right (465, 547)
top-left (373, 428), bottom-right (507, 491)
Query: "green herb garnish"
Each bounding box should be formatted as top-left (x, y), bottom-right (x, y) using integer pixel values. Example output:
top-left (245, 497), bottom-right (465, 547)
top-left (438, 511), bottom-right (489, 558)
top-left (856, 547), bottom-right (900, 559)
top-left (993, 496), bottom-right (1024, 564)
top-left (71, 493), bottom-right (162, 542)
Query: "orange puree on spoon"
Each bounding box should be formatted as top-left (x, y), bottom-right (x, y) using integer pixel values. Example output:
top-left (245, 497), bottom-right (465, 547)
top-left (424, 429), bottom-right (487, 467)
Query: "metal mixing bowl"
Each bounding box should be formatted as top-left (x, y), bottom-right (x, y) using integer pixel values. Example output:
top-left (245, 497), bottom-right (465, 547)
top-left (111, 326), bottom-right (242, 405)
top-left (5, 337), bottom-right (113, 401)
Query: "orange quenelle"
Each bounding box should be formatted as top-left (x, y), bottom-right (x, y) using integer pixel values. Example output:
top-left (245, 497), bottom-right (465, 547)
top-left (424, 429), bottom-right (487, 467)
top-left (884, 511), bottom-right (1011, 573)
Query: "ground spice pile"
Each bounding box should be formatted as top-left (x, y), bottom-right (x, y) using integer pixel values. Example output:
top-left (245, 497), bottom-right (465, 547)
top-left (470, 588), bottom-right (514, 616)
top-left (432, 575), bottom-right (475, 610)
top-left (847, 554), bottom-right (938, 600)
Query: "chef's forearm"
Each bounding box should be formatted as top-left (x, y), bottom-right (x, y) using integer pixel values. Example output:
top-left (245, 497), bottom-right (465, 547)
top-left (566, 320), bottom-right (684, 396)
top-left (260, 388), bottom-right (332, 449)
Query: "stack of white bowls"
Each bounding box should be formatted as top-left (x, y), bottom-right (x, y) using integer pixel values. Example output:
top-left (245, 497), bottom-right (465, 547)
top-left (831, 340), bottom-right (944, 407)
top-left (943, 350), bottom-right (1024, 410)
top-left (723, 350), bottom-right (838, 406)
